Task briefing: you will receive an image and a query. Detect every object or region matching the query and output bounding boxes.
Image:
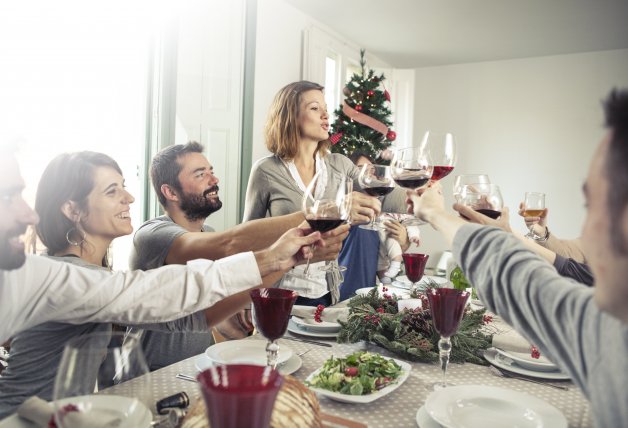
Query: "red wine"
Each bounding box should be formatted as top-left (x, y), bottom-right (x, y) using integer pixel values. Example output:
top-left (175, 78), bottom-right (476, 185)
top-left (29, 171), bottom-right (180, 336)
top-left (402, 253), bottom-right (429, 283)
top-left (432, 166), bottom-right (454, 181)
top-left (364, 186), bottom-right (394, 197)
top-left (427, 288), bottom-right (469, 337)
top-left (250, 288), bottom-right (297, 341)
top-left (307, 218), bottom-right (344, 233)
top-left (394, 176), bottom-right (430, 189)
top-left (475, 208), bottom-right (501, 219)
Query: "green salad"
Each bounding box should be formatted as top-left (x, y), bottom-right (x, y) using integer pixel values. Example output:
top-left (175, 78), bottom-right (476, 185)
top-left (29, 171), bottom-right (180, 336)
top-left (305, 351), bottom-right (403, 395)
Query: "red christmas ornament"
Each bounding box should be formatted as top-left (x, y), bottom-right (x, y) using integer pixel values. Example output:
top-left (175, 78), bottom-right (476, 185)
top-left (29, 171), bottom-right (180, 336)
top-left (384, 90), bottom-right (391, 102)
top-left (355, 105), bottom-right (363, 112)
top-left (329, 132), bottom-right (343, 145)
top-left (367, 90), bottom-right (374, 97)
top-left (386, 130), bottom-right (397, 141)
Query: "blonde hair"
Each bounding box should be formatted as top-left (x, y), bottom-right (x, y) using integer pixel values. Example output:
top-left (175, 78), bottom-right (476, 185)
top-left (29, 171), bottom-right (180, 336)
top-left (264, 81), bottom-right (331, 160)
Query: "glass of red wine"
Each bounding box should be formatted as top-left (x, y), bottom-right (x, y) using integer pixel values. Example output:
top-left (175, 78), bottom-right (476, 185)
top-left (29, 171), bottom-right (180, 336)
top-left (358, 164), bottom-right (395, 230)
top-left (250, 288), bottom-right (298, 368)
top-left (426, 287), bottom-right (470, 390)
top-left (391, 146), bottom-right (433, 225)
top-left (420, 131), bottom-right (456, 182)
top-left (401, 253), bottom-right (429, 290)
top-left (459, 183), bottom-right (503, 220)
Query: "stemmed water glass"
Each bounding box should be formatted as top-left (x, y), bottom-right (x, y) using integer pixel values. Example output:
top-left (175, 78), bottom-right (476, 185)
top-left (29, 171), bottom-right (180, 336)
top-left (523, 192), bottom-right (546, 240)
top-left (426, 287), bottom-right (470, 390)
top-left (452, 174), bottom-right (491, 202)
top-left (250, 288), bottom-right (298, 369)
top-left (401, 253), bottom-right (429, 290)
top-left (358, 164), bottom-right (394, 230)
top-left (459, 183), bottom-right (504, 219)
top-left (53, 331), bottom-right (151, 428)
top-left (419, 131), bottom-right (457, 182)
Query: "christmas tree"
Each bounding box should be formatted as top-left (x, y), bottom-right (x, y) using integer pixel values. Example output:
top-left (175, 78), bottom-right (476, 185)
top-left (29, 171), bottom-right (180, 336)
top-left (329, 49), bottom-right (396, 162)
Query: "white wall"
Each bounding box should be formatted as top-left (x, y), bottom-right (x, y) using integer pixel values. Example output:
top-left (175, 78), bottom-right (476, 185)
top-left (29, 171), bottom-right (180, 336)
top-left (414, 49), bottom-right (628, 264)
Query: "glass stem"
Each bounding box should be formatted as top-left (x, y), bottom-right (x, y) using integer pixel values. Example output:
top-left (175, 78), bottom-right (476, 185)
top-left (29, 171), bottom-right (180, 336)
top-left (266, 339), bottom-right (279, 369)
top-left (303, 244), bottom-right (315, 275)
top-left (438, 336), bottom-right (451, 387)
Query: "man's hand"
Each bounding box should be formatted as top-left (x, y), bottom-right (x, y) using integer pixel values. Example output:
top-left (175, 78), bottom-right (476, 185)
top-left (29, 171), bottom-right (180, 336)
top-left (350, 191), bottom-right (381, 225)
top-left (382, 220), bottom-right (410, 252)
top-left (455, 204), bottom-right (514, 233)
top-left (406, 182), bottom-right (445, 223)
top-left (255, 227), bottom-right (323, 275)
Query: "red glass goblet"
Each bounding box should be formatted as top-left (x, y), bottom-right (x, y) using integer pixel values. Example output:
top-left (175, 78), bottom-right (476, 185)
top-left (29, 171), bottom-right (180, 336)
top-left (197, 364), bottom-right (283, 428)
top-left (250, 288), bottom-right (298, 368)
top-left (402, 253), bottom-right (429, 287)
top-left (426, 287), bottom-right (470, 390)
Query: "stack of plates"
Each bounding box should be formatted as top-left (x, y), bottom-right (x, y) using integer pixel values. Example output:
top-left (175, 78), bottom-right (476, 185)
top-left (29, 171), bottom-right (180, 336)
top-left (417, 385), bottom-right (567, 427)
top-left (484, 348), bottom-right (570, 380)
top-left (287, 316), bottom-right (341, 339)
top-left (194, 339), bottom-right (302, 375)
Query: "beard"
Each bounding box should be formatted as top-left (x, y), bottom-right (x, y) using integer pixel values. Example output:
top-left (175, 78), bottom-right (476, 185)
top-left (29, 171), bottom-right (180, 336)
top-left (179, 186), bottom-right (223, 222)
top-left (0, 226), bottom-right (27, 270)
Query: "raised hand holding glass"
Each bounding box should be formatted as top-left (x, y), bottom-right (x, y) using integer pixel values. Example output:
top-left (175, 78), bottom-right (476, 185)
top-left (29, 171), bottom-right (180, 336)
top-left (358, 164), bottom-right (394, 230)
top-left (523, 192), bottom-right (546, 240)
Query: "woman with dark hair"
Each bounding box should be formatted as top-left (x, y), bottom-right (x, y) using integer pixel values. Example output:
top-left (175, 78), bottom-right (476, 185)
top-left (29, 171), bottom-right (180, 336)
top-left (243, 81), bottom-right (406, 305)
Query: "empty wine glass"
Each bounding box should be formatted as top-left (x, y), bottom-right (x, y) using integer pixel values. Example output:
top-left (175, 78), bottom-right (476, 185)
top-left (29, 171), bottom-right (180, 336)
top-left (358, 164), bottom-right (394, 230)
top-left (426, 287), bottom-right (470, 390)
top-left (523, 192), bottom-right (546, 240)
top-left (452, 174), bottom-right (491, 202)
top-left (53, 331), bottom-right (152, 428)
top-left (459, 183), bottom-right (503, 219)
top-left (419, 131), bottom-right (457, 182)
top-left (250, 288), bottom-right (298, 369)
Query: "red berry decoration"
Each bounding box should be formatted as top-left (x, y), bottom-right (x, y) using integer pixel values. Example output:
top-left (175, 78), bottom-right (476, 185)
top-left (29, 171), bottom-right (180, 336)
top-left (482, 314), bottom-right (493, 324)
top-left (314, 304), bottom-right (325, 323)
top-left (355, 104), bottom-right (363, 112)
top-left (329, 132), bottom-right (343, 145)
top-left (386, 130), bottom-right (397, 141)
top-left (367, 90), bottom-right (374, 97)
top-left (530, 345), bottom-right (541, 359)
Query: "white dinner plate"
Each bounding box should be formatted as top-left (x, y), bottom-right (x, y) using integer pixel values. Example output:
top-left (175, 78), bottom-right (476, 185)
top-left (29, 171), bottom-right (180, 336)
top-left (494, 347), bottom-right (558, 372)
top-left (290, 316), bottom-right (341, 333)
top-left (195, 352), bottom-right (302, 376)
top-left (393, 275), bottom-right (448, 290)
top-left (0, 395), bottom-right (152, 428)
top-left (305, 357), bottom-right (411, 404)
top-left (484, 349), bottom-right (570, 380)
top-left (425, 385), bottom-right (567, 428)
top-left (205, 339), bottom-right (292, 366)
top-left (415, 405), bottom-right (443, 428)
top-left (287, 319), bottom-right (339, 338)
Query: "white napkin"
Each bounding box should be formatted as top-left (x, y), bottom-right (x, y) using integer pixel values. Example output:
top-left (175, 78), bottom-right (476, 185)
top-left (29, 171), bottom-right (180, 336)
top-left (492, 328), bottom-right (532, 354)
top-left (291, 305), bottom-right (348, 323)
top-left (17, 396), bottom-right (125, 428)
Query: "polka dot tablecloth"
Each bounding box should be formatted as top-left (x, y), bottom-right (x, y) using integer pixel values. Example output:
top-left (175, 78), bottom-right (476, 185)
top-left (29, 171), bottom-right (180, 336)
top-left (104, 334), bottom-right (592, 427)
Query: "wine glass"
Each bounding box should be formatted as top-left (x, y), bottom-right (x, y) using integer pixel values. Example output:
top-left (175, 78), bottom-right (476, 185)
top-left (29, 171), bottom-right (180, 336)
top-left (401, 253), bottom-right (429, 290)
top-left (419, 131), bottom-right (456, 181)
top-left (53, 331), bottom-right (151, 428)
top-left (452, 174), bottom-right (491, 202)
top-left (358, 164), bottom-right (394, 230)
top-left (426, 287), bottom-right (470, 390)
top-left (523, 192), bottom-right (546, 240)
top-left (250, 288), bottom-right (298, 369)
top-left (459, 183), bottom-right (503, 219)
top-left (391, 146), bottom-right (433, 225)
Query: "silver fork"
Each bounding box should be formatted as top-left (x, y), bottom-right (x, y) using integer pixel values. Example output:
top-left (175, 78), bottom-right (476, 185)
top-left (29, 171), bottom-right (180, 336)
top-left (489, 366), bottom-right (569, 391)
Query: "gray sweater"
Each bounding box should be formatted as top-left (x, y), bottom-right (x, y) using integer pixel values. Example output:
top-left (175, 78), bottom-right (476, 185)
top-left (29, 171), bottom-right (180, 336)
top-left (454, 224), bottom-right (628, 427)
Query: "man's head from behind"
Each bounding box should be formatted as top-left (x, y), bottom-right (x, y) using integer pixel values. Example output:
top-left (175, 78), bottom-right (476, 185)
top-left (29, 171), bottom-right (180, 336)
top-left (150, 142), bottom-right (222, 221)
top-left (0, 146), bottom-right (40, 270)
top-left (582, 88), bottom-right (628, 321)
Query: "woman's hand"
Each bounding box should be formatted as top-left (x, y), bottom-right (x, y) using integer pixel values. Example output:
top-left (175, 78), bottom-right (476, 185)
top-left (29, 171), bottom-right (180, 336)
top-left (406, 182), bottom-right (445, 222)
top-left (518, 202), bottom-right (548, 236)
top-left (306, 223), bottom-right (350, 263)
top-left (454, 204), bottom-right (514, 233)
top-left (349, 191), bottom-right (382, 225)
top-left (383, 219), bottom-right (410, 252)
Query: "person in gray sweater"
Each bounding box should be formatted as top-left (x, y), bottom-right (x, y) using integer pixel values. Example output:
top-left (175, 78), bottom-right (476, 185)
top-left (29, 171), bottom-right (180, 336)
top-left (408, 88), bottom-right (628, 427)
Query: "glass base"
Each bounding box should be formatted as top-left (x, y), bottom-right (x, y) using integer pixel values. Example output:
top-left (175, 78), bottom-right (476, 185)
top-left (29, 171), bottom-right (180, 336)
top-left (431, 380), bottom-right (454, 391)
top-left (359, 223), bottom-right (382, 231)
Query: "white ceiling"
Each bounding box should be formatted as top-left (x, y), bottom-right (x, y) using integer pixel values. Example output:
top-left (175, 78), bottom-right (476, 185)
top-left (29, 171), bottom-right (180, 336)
top-left (283, 0), bottom-right (628, 68)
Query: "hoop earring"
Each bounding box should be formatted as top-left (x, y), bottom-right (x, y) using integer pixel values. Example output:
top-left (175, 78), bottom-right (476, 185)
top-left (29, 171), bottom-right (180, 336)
top-left (66, 227), bottom-right (86, 247)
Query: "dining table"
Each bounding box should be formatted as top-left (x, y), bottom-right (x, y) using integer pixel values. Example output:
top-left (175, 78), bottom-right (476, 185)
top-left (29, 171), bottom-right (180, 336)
top-left (102, 314), bottom-right (593, 428)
